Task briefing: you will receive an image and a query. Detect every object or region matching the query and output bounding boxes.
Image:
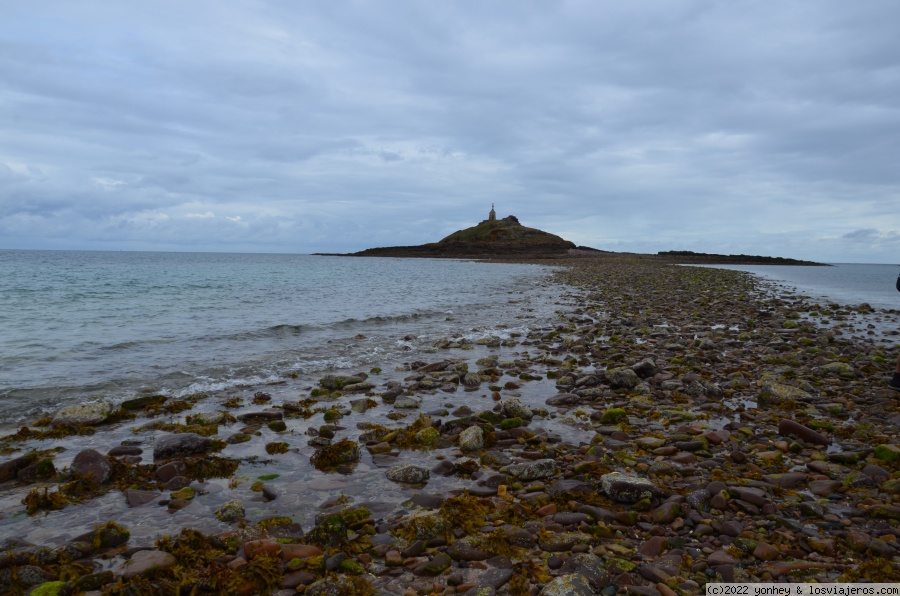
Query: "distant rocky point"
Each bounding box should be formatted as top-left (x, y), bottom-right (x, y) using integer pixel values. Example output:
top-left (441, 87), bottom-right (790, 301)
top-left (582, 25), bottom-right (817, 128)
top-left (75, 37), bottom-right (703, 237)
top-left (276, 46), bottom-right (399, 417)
top-left (656, 250), bottom-right (828, 266)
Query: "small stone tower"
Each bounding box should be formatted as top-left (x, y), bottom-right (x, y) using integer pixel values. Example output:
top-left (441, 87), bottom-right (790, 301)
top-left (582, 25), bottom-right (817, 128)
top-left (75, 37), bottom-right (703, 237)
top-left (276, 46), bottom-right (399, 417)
top-left (488, 203), bottom-right (496, 221)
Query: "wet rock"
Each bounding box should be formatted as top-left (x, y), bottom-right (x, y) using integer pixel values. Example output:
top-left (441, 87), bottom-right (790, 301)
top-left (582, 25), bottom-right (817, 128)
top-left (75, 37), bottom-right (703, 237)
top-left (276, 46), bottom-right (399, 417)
top-left (753, 542), bottom-right (780, 561)
top-left (318, 374), bottom-right (366, 390)
top-left (546, 393), bottom-right (581, 406)
top-left (762, 473), bottom-right (807, 489)
top-left (446, 541), bottom-right (491, 561)
top-left (600, 472), bottom-right (664, 503)
top-left (607, 367), bottom-right (640, 389)
top-left (238, 410), bottom-right (283, 422)
top-left (121, 395), bottom-right (167, 411)
top-left (153, 433), bottom-right (214, 460)
top-left (639, 536), bottom-right (667, 558)
top-left (0, 453), bottom-right (40, 482)
top-left (52, 399), bottom-right (112, 426)
top-left (124, 489), bottom-right (160, 507)
top-left (431, 460), bottom-right (455, 476)
top-left (310, 439), bottom-right (361, 471)
top-left (507, 458), bottom-right (557, 481)
top-left (395, 396), bottom-right (422, 409)
top-left (386, 464), bottom-right (430, 485)
top-left (123, 549), bottom-right (177, 579)
top-left (108, 445), bottom-right (143, 457)
top-left (459, 426), bottom-right (485, 452)
top-left (155, 460), bottom-right (187, 482)
top-left (540, 573), bottom-right (594, 595)
top-left (778, 419), bottom-right (830, 446)
top-left (215, 499), bottom-right (245, 522)
top-left (632, 358), bottom-right (656, 379)
top-left (502, 398), bottom-right (533, 419)
top-left (71, 449), bottom-right (113, 483)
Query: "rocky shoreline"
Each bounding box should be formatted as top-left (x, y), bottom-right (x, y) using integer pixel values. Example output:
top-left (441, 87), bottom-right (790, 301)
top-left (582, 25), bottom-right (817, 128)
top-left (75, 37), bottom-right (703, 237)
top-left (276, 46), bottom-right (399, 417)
top-left (2, 256), bottom-right (899, 595)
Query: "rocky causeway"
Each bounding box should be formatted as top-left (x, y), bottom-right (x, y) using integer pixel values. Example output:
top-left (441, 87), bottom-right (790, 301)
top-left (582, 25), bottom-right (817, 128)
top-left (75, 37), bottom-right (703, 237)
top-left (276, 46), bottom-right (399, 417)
top-left (1, 255), bottom-right (899, 594)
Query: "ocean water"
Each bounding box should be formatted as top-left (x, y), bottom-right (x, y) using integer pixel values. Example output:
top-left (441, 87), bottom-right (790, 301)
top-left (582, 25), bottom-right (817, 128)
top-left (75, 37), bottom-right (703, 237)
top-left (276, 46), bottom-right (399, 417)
top-left (0, 250), bottom-right (557, 425)
top-left (697, 263), bottom-right (900, 311)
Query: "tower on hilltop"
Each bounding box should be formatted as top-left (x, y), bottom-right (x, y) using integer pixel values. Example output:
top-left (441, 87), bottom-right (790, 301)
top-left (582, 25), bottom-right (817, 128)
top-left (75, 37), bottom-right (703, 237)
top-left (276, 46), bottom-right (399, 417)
top-left (488, 203), bottom-right (496, 221)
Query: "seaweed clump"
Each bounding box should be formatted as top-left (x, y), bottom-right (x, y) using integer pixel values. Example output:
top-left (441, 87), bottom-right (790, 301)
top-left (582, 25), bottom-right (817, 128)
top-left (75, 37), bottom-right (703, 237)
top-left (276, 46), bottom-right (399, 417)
top-left (138, 528), bottom-right (283, 594)
top-left (305, 506), bottom-right (375, 553)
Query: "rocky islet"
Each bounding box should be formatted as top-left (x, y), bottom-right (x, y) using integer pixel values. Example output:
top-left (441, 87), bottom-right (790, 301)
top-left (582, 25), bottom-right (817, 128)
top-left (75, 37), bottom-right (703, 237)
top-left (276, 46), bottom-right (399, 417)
top-left (0, 256), bottom-right (899, 594)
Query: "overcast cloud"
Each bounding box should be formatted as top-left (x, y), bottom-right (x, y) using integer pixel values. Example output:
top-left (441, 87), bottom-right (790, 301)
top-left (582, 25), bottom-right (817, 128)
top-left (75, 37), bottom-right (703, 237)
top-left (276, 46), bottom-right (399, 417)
top-left (2, 1), bottom-right (899, 262)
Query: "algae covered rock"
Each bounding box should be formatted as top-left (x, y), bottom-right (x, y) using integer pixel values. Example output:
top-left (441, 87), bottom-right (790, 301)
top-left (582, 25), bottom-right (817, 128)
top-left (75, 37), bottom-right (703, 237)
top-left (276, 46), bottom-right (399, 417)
top-left (318, 374), bottom-right (366, 390)
top-left (606, 367), bottom-right (640, 390)
top-left (153, 433), bottom-right (215, 461)
top-left (599, 472), bottom-right (664, 503)
top-left (215, 499), bottom-right (245, 522)
top-left (502, 397), bottom-right (533, 419)
top-left (310, 439), bottom-right (361, 472)
top-left (52, 399), bottom-right (113, 426)
top-left (458, 426), bottom-right (484, 452)
top-left (540, 573), bottom-right (594, 595)
top-left (507, 458), bottom-right (557, 481)
top-left (386, 464), bottom-right (429, 485)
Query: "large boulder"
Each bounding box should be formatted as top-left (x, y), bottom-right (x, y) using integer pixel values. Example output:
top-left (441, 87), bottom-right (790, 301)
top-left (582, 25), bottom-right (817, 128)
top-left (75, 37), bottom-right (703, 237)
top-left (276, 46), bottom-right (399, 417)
top-left (386, 464), bottom-right (430, 485)
top-left (599, 472), bottom-right (664, 503)
top-left (52, 400), bottom-right (112, 426)
top-left (503, 398), bottom-right (533, 420)
top-left (71, 449), bottom-right (113, 483)
top-left (153, 433), bottom-right (214, 461)
top-left (458, 426), bottom-right (484, 452)
top-left (507, 458), bottom-right (557, 481)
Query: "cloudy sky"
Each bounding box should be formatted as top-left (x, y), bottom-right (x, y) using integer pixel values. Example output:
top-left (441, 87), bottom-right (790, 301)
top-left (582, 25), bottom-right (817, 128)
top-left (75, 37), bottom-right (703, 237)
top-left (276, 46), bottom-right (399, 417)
top-left (2, 1), bottom-right (899, 262)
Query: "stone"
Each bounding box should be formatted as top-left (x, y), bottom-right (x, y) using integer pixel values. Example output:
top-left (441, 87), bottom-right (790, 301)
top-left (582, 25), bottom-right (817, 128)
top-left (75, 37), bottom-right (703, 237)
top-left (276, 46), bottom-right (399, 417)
top-left (155, 460), bottom-right (187, 482)
top-left (502, 398), bottom-right (533, 419)
top-left (215, 499), bottom-right (245, 523)
top-left (707, 550), bottom-right (738, 566)
top-left (395, 396), bottom-right (423, 409)
top-left (318, 374), bottom-right (366, 390)
top-left (124, 489), bottom-right (160, 507)
top-left (559, 553), bottom-right (608, 589)
top-left (459, 426), bottom-right (485, 452)
top-left (540, 573), bottom-right (594, 596)
top-left (108, 445), bottom-right (143, 457)
top-left (190, 411), bottom-right (226, 425)
top-left (52, 399), bottom-right (112, 426)
top-left (123, 549), bottom-right (177, 579)
top-left (446, 541), bottom-right (491, 561)
top-left (600, 472), bottom-right (664, 503)
top-left (507, 458), bottom-right (557, 481)
top-left (607, 367), bottom-right (640, 389)
top-left (778, 419), bottom-right (829, 446)
top-left (546, 393), bottom-right (581, 406)
top-left (153, 433), bottom-right (214, 460)
top-left (752, 542), bottom-right (780, 561)
top-left (310, 439), bottom-right (361, 471)
top-left (70, 449), bottom-right (113, 483)
top-left (282, 544), bottom-right (321, 560)
top-left (639, 536), bottom-right (667, 558)
top-left (386, 464), bottom-right (430, 485)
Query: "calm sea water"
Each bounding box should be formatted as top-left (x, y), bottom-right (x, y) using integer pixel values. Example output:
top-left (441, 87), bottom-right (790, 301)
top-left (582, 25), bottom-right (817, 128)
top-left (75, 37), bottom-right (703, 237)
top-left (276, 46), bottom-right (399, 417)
top-left (698, 263), bottom-right (900, 311)
top-left (0, 251), bottom-right (557, 424)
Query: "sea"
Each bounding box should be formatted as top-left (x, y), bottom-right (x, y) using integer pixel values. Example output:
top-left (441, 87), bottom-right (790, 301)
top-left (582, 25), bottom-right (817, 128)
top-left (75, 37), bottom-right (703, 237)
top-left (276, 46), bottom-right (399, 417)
top-left (0, 250), bottom-right (560, 427)
top-left (696, 263), bottom-right (900, 311)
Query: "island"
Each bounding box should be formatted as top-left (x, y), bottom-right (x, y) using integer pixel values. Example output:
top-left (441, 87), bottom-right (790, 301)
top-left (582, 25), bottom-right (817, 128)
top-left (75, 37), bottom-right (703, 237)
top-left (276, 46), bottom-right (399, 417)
top-left (318, 206), bottom-right (827, 265)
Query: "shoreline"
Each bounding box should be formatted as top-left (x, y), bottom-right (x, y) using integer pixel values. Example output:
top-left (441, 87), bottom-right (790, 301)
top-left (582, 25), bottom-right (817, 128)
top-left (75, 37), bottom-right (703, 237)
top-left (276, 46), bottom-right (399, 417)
top-left (1, 255), bottom-right (899, 593)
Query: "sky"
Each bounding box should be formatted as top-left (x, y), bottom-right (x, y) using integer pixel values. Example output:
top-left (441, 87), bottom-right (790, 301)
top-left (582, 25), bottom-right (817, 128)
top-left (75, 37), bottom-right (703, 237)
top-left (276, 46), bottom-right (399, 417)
top-left (2, 1), bottom-right (899, 262)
